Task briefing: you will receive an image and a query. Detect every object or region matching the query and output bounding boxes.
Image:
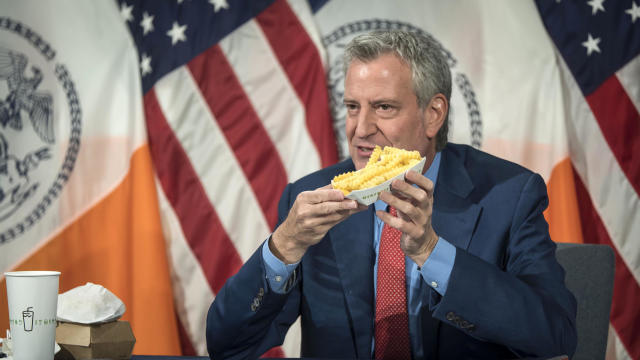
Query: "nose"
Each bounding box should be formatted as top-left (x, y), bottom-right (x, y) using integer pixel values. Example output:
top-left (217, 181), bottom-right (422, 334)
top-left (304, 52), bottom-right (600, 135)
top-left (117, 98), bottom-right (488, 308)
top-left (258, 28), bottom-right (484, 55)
top-left (353, 108), bottom-right (377, 139)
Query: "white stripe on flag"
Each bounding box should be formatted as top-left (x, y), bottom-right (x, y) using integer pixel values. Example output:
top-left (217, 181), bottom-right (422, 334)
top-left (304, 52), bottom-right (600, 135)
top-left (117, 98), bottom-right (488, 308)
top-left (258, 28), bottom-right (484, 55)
top-left (614, 327), bottom-right (632, 360)
top-left (616, 55), bottom-right (640, 115)
top-left (155, 178), bottom-right (212, 355)
top-left (614, 334), bottom-right (632, 360)
top-left (286, 0), bottom-right (328, 68)
top-left (606, 325), bottom-right (632, 360)
top-left (560, 58), bottom-right (640, 284)
top-left (154, 67), bottom-right (271, 261)
top-left (220, 19), bottom-right (322, 182)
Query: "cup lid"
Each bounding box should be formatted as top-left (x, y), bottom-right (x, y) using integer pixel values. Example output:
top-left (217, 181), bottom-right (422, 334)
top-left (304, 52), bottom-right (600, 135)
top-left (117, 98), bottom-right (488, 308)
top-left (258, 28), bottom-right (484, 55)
top-left (4, 271), bottom-right (61, 277)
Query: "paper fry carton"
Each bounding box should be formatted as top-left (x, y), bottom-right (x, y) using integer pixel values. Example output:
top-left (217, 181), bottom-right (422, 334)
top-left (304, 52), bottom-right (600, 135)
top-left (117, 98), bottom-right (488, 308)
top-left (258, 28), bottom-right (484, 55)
top-left (345, 157), bottom-right (426, 206)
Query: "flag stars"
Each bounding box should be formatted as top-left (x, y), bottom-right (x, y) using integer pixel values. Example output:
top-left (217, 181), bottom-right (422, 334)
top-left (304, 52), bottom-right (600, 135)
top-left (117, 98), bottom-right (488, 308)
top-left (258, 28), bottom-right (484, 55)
top-left (140, 53), bottom-right (152, 76)
top-left (582, 33), bottom-right (601, 56)
top-left (209, 0), bottom-right (229, 12)
top-left (120, 2), bottom-right (133, 22)
top-left (140, 12), bottom-right (155, 35)
top-left (167, 21), bottom-right (187, 45)
top-left (587, 0), bottom-right (605, 15)
top-left (627, 1), bottom-right (640, 23)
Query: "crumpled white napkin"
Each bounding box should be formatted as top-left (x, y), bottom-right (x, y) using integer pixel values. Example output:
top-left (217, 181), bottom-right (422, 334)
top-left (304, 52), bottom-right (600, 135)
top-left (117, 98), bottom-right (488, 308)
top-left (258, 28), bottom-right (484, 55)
top-left (1, 330), bottom-right (12, 358)
top-left (57, 282), bottom-right (126, 324)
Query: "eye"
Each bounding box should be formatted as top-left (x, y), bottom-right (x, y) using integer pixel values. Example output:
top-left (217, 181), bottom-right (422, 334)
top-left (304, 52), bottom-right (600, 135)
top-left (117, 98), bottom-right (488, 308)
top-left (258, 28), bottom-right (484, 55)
top-left (344, 102), bottom-right (359, 114)
top-left (376, 103), bottom-right (396, 113)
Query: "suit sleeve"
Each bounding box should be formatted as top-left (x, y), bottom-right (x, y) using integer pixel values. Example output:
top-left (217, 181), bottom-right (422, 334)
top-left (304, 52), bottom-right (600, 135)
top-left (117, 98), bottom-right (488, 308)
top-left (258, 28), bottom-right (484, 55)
top-left (430, 173), bottom-right (578, 358)
top-left (206, 184), bottom-right (301, 359)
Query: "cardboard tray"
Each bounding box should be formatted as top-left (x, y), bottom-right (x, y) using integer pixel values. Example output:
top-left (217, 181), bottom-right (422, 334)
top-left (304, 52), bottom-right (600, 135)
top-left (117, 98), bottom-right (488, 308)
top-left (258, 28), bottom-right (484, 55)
top-left (55, 320), bottom-right (135, 360)
top-left (345, 157), bottom-right (426, 206)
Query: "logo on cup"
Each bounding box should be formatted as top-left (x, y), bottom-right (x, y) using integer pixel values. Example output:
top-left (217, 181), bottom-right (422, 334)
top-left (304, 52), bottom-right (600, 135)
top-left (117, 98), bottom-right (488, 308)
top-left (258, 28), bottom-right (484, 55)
top-left (22, 306), bottom-right (34, 332)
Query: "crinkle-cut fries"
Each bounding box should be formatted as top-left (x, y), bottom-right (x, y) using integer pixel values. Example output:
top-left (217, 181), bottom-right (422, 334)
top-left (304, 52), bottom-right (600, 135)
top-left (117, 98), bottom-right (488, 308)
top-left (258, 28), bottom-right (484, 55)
top-left (332, 146), bottom-right (421, 195)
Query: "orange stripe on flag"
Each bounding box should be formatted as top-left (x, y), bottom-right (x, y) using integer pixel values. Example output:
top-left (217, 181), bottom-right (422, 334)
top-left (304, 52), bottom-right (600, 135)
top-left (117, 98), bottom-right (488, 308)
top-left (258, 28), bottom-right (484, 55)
top-left (0, 145), bottom-right (180, 356)
top-left (544, 157), bottom-right (584, 244)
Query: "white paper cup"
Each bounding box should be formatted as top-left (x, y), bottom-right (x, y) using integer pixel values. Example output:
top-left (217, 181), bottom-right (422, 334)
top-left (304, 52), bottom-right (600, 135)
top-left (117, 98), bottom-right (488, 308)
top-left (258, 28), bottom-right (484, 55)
top-left (4, 271), bottom-right (60, 360)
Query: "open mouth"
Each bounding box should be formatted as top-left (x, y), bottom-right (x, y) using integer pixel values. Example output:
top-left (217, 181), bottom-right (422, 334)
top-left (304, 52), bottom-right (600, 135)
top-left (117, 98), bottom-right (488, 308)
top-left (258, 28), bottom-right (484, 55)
top-left (357, 145), bottom-right (375, 155)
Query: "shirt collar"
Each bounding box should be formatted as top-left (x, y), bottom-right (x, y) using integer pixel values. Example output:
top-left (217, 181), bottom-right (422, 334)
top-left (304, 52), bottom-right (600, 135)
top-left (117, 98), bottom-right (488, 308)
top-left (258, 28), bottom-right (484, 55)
top-left (374, 151), bottom-right (442, 212)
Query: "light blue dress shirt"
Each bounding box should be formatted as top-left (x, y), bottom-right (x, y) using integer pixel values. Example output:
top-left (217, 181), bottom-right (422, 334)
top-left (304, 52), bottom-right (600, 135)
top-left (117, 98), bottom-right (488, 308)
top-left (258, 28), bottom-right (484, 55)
top-left (262, 152), bottom-right (456, 358)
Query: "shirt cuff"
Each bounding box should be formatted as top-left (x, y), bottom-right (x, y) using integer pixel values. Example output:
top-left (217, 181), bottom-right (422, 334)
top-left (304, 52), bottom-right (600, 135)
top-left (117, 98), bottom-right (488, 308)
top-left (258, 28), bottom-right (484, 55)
top-left (262, 237), bottom-right (300, 294)
top-left (420, 237), bottom-right (456, 296)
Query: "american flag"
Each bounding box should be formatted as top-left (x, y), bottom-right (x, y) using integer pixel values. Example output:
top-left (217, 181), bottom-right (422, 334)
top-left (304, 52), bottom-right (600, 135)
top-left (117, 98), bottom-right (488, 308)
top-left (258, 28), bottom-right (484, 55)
top-left (0, 0), bottom-right (636, 357)
top-left (120, 0), bottom-right (336, 355)
top-left (535, 0), bottom-right (640, 358)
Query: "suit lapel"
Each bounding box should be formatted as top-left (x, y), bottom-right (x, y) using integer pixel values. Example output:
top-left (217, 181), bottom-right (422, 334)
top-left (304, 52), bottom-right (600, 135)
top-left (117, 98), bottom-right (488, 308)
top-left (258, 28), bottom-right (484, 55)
top-left (329, 206), bottom-right (375, 359)
top-left (432, 147), bottom-right (482, 251)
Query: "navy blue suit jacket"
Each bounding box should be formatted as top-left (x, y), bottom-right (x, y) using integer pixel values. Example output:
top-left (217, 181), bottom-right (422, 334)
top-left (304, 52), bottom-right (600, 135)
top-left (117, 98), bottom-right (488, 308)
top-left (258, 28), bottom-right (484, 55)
top-left (207, 143), bottom-right (577, 359)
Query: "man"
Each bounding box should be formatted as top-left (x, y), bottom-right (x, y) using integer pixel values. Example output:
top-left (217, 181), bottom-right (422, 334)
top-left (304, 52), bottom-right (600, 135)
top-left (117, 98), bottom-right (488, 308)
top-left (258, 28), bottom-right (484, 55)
top-left (207, 30), bottom-right (577, 359)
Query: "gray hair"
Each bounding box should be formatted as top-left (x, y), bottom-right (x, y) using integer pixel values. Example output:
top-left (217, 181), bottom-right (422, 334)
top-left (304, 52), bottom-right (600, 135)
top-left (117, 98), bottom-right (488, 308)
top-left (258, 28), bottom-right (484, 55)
top-left (343, 30), bottom-right (451, 151)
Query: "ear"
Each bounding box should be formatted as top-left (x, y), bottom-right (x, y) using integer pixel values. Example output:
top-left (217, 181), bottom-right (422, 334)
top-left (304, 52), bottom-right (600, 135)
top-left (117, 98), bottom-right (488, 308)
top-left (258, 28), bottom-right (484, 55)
top-left (423, 94), bottom-right (448, 139)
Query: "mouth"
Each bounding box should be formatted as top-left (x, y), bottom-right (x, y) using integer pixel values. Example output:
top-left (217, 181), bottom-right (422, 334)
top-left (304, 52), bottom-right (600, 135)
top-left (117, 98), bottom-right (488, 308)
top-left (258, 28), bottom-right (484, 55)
top-left (356, 145), bottom-right (375, 157)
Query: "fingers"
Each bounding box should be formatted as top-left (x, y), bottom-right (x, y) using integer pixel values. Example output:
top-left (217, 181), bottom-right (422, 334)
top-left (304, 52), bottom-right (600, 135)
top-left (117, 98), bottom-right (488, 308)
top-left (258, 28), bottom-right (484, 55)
top-left (310, 206), bottom-right (364, 226)
top-left (275, 184), bottom-right (368, 263)
top-left (293, 189), bottom-right (363, 227)
top-left (379, 188), bottom-right (427, 220)
top-left (377, 170), bottom-right (434, 236)
top-left (403, 170), bottom-right (434, 196)
top-left (375, 208), bottom-right (424, 240)
top-left (384, 171), bottom-right (433, 207)
top-left (304, 187), bottom-right (346, 204)
top-left (376, 171), bottom-right (439, 261)
top-left (314, 198), bottom-right (359, 215)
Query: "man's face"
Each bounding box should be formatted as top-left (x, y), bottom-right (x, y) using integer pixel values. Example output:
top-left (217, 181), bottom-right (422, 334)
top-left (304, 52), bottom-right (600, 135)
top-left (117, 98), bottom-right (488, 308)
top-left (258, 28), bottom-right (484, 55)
top-left (344, 53), bottom-right (435, 170)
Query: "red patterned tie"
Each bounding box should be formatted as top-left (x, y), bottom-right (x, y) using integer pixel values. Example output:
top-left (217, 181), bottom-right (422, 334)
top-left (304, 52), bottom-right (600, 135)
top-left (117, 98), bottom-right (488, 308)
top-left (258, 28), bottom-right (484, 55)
top-left (375, 207), bottom-right (412, 359)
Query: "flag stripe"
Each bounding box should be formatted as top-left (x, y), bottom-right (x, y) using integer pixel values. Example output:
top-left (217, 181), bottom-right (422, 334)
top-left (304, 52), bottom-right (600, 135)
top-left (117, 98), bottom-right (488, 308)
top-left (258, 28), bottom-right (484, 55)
top-left (613, 328), bottom-right (633, 360)
top-left (188, 45), bottom-right (287, 229)
top-left (606, 324), bottom-right (633, 360)
top-left (177, 317), bottom-right (199, 356)
top-left (144, 89), bottom-right (244, 293)
top-left (218, 18), bottom-right (322, 182)
top-left (153, 66), bottom-right (271, 261)
top-left (543, 157), bottom-right (584, 244)
top-left (155, 179), bottom-right (214, 355)
top-left (256, 0), bottom-right (339, 168)
top-left (285, 0), bottom-right (328, 68)
top-left (617, 55), bottom-right (640, 116)
top-left (585, 75), bottom-right (640, 198)
top-left (573, 167), bottom-right (640, 359)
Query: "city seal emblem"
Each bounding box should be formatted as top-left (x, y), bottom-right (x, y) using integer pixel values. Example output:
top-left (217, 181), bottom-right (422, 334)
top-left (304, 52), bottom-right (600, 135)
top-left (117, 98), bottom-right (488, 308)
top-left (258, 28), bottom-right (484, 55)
top-left (0, 17), bottom-right (81, 244)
